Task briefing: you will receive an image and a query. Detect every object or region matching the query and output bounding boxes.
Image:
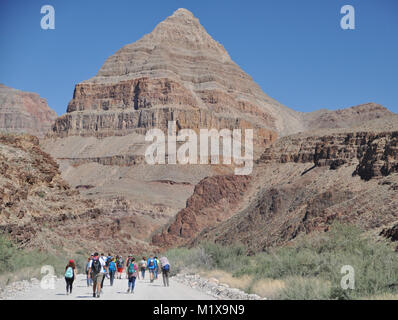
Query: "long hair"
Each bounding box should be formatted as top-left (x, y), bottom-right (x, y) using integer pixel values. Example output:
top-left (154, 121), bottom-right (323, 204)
top-left (66, 261), bottom-right (76, 270)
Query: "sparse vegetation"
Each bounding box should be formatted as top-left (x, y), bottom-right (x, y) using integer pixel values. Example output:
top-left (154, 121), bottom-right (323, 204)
top-left (0, 234), bottom-right (87, 288)
top-left (165, 222), bottom-right (398, 299)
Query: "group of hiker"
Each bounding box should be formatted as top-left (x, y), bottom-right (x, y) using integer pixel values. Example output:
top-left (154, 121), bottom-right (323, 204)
top-left (64, 252), bottom-right (170, 298)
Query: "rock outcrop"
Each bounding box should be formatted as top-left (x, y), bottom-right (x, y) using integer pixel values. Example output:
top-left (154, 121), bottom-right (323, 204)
top-left (258, 130), bottom-right (398, 180)
top-left (152, 175), bottom-right (251, 248)
top-left (0, 84), bottom-right (57, 137)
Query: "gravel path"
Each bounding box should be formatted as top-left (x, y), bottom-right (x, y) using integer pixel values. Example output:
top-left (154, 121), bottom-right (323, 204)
top-left (4, 274), bottom-right (215, 300)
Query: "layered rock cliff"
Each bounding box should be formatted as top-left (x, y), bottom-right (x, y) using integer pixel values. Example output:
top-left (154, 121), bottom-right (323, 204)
top-left (49, 8), bottom-right (298, 147)
top-left (0, 84), bottom-right (57, 137)
top-left (258, 129), bottom-right (398, 180)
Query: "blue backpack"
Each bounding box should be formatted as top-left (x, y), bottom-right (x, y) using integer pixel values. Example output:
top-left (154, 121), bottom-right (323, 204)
top-left (109, 261), bottom-right (116, 271)
top-left (65, 266), bottom-right (74, 278)
top-left (163, 264), bottom-right (170, 271)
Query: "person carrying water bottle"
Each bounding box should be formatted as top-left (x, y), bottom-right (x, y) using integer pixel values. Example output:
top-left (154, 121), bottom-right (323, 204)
top-left (126, 257), bottom-right (138, 293)
top-left (65, 259), bottom-right (77, 295)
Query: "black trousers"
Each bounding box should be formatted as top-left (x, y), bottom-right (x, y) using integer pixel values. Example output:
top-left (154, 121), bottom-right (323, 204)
top-left (65, 276), bottom-right (74, 293)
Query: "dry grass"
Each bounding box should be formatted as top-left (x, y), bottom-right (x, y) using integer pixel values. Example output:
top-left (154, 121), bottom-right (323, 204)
top-left (0, 267), bottom-right (42, 290)
top-left (199, 269), bottom-right (252, 291)
top-left (364, 293), bottom-right (398, 300)
top-left (198, 269), bottom-right (286, 298)
top-left (252, 278), bottom-right (286, 298)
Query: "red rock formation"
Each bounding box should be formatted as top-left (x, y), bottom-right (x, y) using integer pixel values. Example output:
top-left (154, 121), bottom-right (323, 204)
top-left (152, 175), bottom-right (251, 248)
top-left (0, 84), bottom-right (57, 137)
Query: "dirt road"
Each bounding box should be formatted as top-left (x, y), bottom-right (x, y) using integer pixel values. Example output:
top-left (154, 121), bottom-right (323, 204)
top-left (8, 274), bottom-right (215, 300)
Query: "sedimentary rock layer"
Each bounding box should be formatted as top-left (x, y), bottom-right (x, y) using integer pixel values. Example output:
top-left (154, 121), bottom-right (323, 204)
top-left (0, 84), bottom-right (57, 137)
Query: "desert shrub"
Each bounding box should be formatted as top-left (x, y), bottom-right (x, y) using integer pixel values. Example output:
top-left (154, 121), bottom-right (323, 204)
top-left (166, 246), bottom-right (213, 275)
top-left (165, 222), bottom-right (398, 299)
top-left (200, 242), bottom-right (250, 273)
top-left (239, 223), bottom-right (398, 299)
top-left (276, 277), bottom-right (332, 300)
top-left (0, 234), bottom-right (88, 287)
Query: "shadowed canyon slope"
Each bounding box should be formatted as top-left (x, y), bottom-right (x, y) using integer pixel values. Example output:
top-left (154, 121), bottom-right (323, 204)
top-left (188, 118), bottom-right (398, 252)
top-left (0, 134), bottom-right (154, 254)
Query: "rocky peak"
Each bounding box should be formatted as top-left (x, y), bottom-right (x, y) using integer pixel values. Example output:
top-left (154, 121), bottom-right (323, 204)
top-left (147, 8), bottom-right (230, 59)
top-left (92, 8), bottom-right (233, 83)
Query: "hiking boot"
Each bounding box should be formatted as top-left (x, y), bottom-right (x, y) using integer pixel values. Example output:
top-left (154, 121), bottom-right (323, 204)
top-left (96, 293), bottom-right (100, 298)
top-left (93, 292), bottom-right (96, 298)
top-left (127, 289), bottom-right (130, 293)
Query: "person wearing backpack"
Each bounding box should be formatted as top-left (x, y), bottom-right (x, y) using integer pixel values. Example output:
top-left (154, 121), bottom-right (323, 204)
top-left (100, 253), bottom-right (107, 293)
top-left (139, 257), bottom-right (147, 280)
top-left (159, 256), bottom-right (170, 287)
top-left (108, 257), bottom-right (117, 286)
top-left (154, 256), bottom-right (160, 280)
top-left (126, 257), bottom-right (138, 293)
top-left (147, 255), bottom-right (157, 283)
top-left (64, 259), bottom-right (77, 295)
top-left (116, 256), bottom-right (124, 279)
top-left (88, 252), bottom-right (107, 298)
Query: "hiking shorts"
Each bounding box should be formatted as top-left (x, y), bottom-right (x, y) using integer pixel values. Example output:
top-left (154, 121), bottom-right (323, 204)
top-left (93, 272), bottom-right (105, 286)
top-left (117, 267), bottom-right (123, 273)
top-left (148, 269), bottom-right (155, 274)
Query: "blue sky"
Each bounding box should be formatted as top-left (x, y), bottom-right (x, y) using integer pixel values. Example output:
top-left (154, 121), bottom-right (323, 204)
top-left (0, 0), bottom-right (397, 115)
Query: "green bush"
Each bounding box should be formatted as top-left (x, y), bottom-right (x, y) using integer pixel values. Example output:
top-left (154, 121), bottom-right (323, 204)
top-left (166, 246), bottom-right (213, 275)
top-left (241, 223), bottom-right (398, 299)
top-left (276, 277), bottom-right (332, 300)
top-left (0, 234), bottom-right (88, 284)
top-left (165, 222), bottom-right (398, 299)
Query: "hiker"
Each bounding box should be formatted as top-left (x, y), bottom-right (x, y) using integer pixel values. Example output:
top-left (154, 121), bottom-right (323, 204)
top-left (126, 257), bottom-right (138, 293)
top-left (160, 256), bottom-right (170, 287)
top-left (154, 256), bottom-right (160, 280)
top-left (117, 256), bottom-right (124, 279)
top-left (88, 252), bottom-right (107, 298)
top-left (147, 255), bottom-right (157, 283)
top-left (64, 259), bottom-right (77, 295)
top-left (126, 254), bottom-right (133, 268)
top-left (100, 253), bottom-right (107, 293)
top-left (108, 257), bottom-right (116, 286)
top-left (139, 257), bottom-right (147, 280)
top-left (85, 257), bottom-right (93, 287)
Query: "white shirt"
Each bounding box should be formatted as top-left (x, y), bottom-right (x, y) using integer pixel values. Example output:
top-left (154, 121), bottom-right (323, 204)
top-left (89, 258), bottom-right (106, 273)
